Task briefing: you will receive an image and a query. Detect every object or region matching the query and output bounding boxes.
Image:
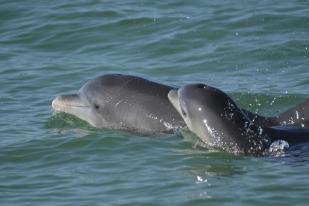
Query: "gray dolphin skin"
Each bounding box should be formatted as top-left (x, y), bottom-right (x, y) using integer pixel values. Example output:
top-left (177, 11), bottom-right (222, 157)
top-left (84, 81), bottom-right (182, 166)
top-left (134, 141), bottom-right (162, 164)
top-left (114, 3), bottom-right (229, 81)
top-left (168, 84), bottom-right (309, 154)
top-left (52, 74), bottom-right (185, 134)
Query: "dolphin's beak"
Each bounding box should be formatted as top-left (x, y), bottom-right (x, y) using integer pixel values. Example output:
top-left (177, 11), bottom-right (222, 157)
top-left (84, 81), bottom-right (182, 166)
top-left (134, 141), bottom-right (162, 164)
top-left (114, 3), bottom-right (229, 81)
top-left (52, 94), bottom-right (89, 113)
top-left (168, 89), bottom-right (182, 115)
top-left (52, 94), bottom-right (98, 127)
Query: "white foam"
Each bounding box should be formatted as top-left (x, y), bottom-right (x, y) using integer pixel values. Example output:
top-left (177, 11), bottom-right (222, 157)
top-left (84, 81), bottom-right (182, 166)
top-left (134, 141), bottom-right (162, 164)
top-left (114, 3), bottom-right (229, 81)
top-left (268, 140), bottom-right (289, 155)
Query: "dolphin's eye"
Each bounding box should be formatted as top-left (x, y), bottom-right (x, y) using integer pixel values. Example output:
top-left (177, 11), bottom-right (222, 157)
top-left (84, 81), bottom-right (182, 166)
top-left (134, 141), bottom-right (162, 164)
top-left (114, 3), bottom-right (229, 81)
top-left (94, 104), bottom-right (100, 109)
top-left (181, 109), bottom-right (187, 117)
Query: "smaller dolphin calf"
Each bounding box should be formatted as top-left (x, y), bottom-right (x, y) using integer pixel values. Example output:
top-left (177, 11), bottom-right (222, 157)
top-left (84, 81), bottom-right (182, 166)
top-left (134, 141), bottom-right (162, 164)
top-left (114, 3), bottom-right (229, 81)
top-left (168, 84), bottom-right (309, 154)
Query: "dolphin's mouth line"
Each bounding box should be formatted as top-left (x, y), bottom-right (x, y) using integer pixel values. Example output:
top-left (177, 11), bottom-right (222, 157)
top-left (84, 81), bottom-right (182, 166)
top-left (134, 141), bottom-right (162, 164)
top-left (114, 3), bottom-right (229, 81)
top-left (53, 103), bottom-right (89, 108)
top-left (52, 101), bottom-right (89, 107)
top-left (52, 97), bottom-right (90, 111)
top-left (59, 105), bottom-right (89, 108)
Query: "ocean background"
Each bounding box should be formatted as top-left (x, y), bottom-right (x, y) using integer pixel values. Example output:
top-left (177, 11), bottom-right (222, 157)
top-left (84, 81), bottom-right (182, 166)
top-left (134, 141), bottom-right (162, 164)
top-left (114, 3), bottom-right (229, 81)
top-left (1, 0), bottom-right (309, 205)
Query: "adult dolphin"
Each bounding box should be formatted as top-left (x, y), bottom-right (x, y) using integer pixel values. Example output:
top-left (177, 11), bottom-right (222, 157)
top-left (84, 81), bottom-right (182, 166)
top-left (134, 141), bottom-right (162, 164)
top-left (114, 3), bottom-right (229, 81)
top-left (52, 74), bottom-right (185, 135)
top-left (168, 84), bottom-right (309, 154)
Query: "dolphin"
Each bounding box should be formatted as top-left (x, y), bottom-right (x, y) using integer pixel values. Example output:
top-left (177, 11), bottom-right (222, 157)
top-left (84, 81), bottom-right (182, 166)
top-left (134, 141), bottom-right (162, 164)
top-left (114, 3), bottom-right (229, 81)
top-left (168, 84), bottom-right (309, 154)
